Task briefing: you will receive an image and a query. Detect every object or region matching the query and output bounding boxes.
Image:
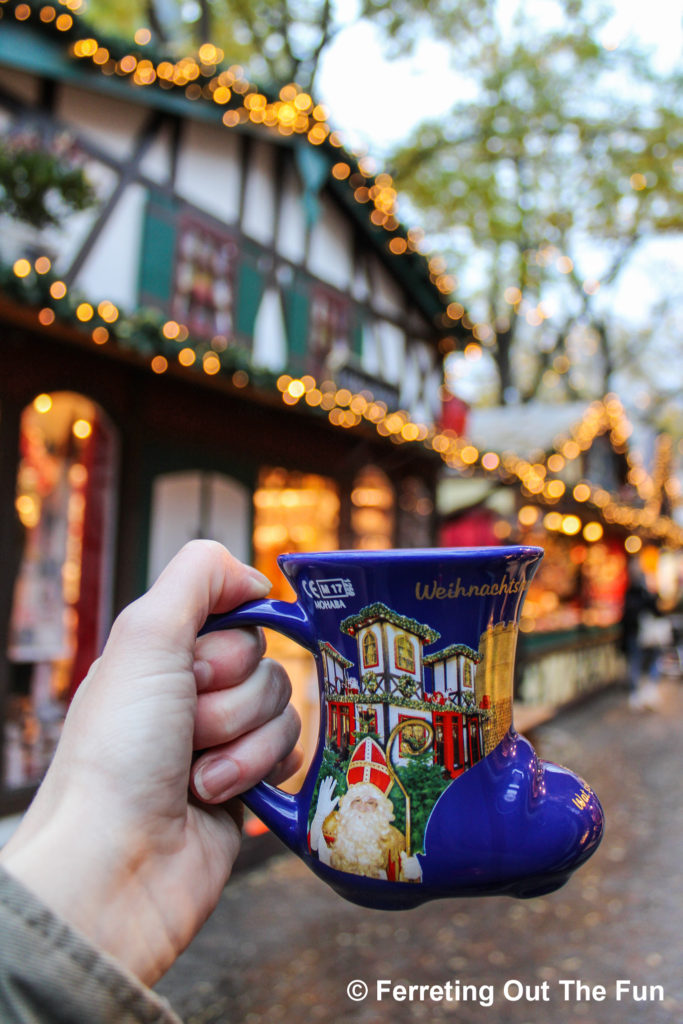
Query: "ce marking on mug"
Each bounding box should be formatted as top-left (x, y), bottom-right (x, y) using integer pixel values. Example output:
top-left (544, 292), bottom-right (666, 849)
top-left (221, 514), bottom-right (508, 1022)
top-left (302, 577), bottom-right (355, 602)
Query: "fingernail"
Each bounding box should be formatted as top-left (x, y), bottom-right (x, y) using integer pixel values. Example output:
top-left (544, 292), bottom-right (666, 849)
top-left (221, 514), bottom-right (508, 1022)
top-left (194, 756), bottom-right (240, 801)
top-left (244, 566), bottom-right (272, 595)
top-left (193, 659), bottom-right (213, 690)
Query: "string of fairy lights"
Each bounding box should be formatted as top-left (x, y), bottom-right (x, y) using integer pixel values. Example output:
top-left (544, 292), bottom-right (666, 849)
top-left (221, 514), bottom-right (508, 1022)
top-left (2, 0), bottom-right (681, 549)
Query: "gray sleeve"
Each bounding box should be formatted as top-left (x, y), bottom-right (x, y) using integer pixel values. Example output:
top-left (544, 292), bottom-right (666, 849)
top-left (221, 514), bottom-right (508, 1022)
top-left (0, 866), bottom-right (182, 1023)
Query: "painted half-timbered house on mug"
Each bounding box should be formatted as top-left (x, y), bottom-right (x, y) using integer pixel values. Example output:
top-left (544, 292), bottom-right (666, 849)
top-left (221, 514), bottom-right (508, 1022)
top-left (318, 600), bottom-right (493, 780)
top-left (0, 1), bottom-right (468, 812)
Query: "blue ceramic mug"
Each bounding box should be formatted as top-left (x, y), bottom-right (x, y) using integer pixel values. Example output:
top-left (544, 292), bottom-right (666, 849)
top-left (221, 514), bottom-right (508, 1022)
top-left (201, 546), bottom-right (604, 909)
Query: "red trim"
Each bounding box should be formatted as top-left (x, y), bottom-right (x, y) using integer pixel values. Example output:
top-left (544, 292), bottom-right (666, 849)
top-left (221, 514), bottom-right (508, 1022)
top-left (327, 700), bottom-right (356, 747)
top-left (433, 711), bottom-right (465, 779)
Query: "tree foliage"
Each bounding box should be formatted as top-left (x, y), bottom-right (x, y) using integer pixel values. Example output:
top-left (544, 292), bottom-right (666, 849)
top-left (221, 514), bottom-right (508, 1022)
top-left (384, 1), bottom-right (683, 409)
top-left (84, 0), bottom-right (344, 91)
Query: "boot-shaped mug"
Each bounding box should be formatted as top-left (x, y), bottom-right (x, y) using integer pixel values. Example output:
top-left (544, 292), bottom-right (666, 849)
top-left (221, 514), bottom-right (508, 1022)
top-left (201, 546), bottom-right (604, 909)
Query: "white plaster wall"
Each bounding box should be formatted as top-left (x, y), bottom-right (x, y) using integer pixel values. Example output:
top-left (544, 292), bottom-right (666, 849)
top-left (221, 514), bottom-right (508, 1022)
top-left (369, 257), bottom-right (404, 318)
top-left (56, 85), bottom-right (147, 160)
top-left (352, 259), bottom-right (370, 302)
top-left (35, 157), bottom-right (118, 276)
top-left (176, 120), bottom-right (242, 225)
top-left (138, 121), bottom-right (173, 185)
top-left (400, 348), bottom-right (421, 410)
top-left (242, 139), bottom-right (276, 245)
top-left (276, 164), bottom-right (307, 264)
top-left (307, 198), bottom-right (353, 290)
top-left (360, 319), bottom-right (381, 377)
top-left (376, 320), bottom-right (406, 386)
top-left (73, 182), bottom-right (146, 309)
top-left (252, 285), bottom-right (288, 371)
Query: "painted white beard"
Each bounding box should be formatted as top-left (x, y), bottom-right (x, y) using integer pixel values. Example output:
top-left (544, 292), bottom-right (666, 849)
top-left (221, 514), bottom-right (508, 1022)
top-left (331, 808), bottom-right (393, 875)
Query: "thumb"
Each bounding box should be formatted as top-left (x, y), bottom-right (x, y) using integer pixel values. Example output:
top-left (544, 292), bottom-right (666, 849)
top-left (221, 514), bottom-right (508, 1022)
top-left (106, 540), bottom-right (272, 662)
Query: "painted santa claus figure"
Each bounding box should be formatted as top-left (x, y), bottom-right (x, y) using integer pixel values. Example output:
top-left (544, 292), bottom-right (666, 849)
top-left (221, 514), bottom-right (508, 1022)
top-left (309, 737), bottom-right (422, 883)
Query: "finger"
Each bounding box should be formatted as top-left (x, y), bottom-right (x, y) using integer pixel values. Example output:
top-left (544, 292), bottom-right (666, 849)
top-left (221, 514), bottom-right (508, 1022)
top-left (264, 743), bottom-right (305, 787)
top-left (193, 658), bottom-right (292, 749)
top-left (191, 705), bottom-right (301, 804)
top-left (193, 626), bottom-right (266, 692)
top-left (107, 540), bottom-right (272, 661)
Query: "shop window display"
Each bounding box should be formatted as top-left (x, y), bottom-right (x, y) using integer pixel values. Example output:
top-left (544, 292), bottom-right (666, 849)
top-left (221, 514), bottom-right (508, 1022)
top-left (5, 393), bottom-right (117, 791)
top-left (350, 466), bottom-right (394, 550)
top-left (252, 469), bottom-right (341, 790)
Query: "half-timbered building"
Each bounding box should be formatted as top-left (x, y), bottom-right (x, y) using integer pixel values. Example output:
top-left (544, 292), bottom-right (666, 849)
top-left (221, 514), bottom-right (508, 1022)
top-left (0, 2), bottom-right (466, 811)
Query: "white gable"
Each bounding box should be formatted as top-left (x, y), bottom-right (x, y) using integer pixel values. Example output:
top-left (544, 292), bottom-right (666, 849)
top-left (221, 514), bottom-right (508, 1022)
top-left (176, 120), bottom-right (242, 225)
top-left (242, 139), bottom-right (276, 245)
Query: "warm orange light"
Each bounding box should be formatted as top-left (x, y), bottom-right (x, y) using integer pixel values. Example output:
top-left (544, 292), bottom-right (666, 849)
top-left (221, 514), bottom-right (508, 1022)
top-left (50, 280), bottom-right (67, 299)
top-left (203, 353), bottom-right (221, 375)
top-left (92, 326), bottom-right (109, 345)
top-left (178, 347), bottom-right (196, 366)
top-left (543, 512), bottom-right (563, 531)
top-left (561, 515), bottom-right (582, 535)
top-left (97, 300), bottom-right (119, 323)
top-left (72, 419), bottom-right (92, 440)
top-left (33, 393), bottom-right (53, 414)
top-left (162, 320), bottom-right (180, 339)
top-left (545, 479), bottom-right (565, 499)
top-left (13, 259), bottom-right (31, 278)
top-left (518, 505), bottom-right (539, 527)
top-left (151, 355), bottom-right (168, 373)
top-left (76, 303), bottom-right (94, 322)
top-left (583, 522), bottom-right (603, 542)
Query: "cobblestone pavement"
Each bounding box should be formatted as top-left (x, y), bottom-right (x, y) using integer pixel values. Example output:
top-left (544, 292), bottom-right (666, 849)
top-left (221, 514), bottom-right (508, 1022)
top-left (157, 680), bottom-right (683, 1024)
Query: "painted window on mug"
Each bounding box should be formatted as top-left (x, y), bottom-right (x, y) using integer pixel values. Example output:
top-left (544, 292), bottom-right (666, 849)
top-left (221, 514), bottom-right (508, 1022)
top-left (362, 629), bottom-right (379, 668)
top-left (395, 633), bottom-right (416, 673)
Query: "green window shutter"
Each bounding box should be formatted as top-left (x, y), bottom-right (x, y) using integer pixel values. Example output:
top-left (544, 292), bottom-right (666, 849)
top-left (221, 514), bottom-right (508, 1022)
top-left (235, 258), bottom-right (265, 340)
top-left (284, 284), bottom-right (309, 373)
top-left (350, 307), bottom-right (363, 358)
top-left (138, 192), bottom-right (178, 309)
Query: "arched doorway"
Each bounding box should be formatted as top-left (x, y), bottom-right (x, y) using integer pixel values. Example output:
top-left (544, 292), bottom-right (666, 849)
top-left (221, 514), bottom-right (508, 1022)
top-left (5, 392), bottom-right (117, 790)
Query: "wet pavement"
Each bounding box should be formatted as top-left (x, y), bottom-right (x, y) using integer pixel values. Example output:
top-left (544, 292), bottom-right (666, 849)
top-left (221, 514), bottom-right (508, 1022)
top-left (157, 680), bottom-right (683, 1024)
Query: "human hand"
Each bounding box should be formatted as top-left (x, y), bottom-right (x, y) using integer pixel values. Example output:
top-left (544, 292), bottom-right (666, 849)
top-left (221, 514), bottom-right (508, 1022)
top-left (399, 852), bottom-right (423, 882)
top-left (0, 541), bottom-right (302, 986)
top-left (309, 775), bottom-right (338, 853)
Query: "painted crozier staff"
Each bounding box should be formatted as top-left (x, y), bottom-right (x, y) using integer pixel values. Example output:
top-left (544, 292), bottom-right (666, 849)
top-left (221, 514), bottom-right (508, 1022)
top-left (309, 738), bottom-right (422, 882)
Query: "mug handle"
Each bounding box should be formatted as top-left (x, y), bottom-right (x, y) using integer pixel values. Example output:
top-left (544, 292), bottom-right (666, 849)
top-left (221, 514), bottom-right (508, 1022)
top-left (200, 599), bottom-right (318, 852)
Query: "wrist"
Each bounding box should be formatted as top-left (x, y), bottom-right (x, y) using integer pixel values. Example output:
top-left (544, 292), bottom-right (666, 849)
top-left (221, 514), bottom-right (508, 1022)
top-left (0, 794), bottom-right (177, 985)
